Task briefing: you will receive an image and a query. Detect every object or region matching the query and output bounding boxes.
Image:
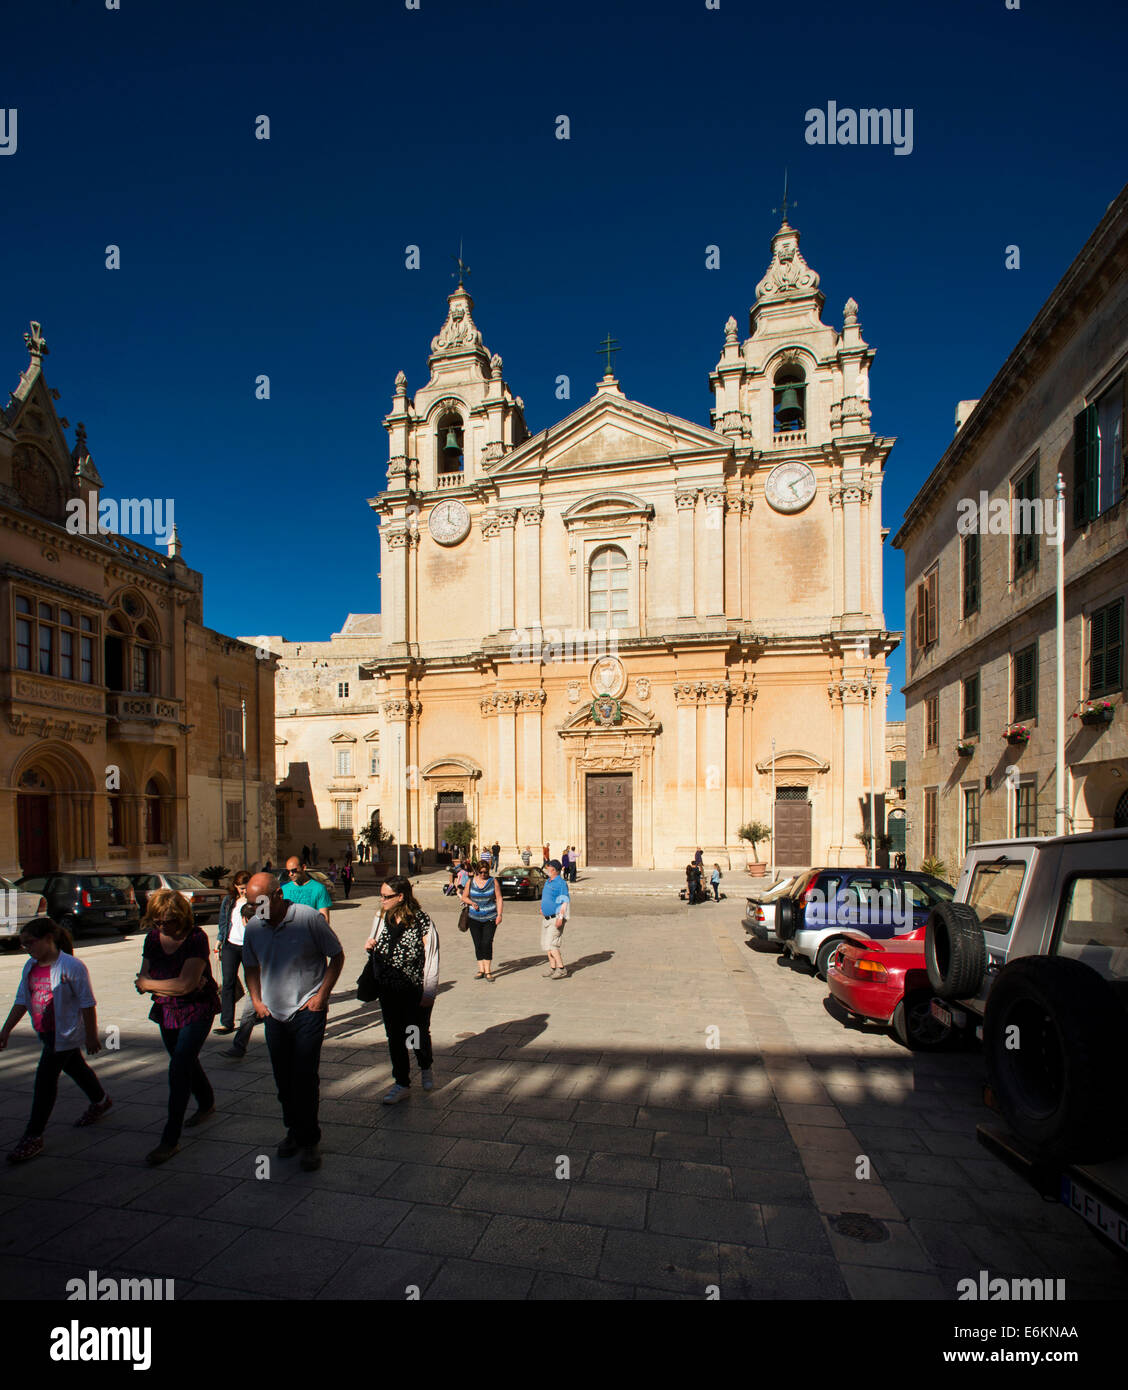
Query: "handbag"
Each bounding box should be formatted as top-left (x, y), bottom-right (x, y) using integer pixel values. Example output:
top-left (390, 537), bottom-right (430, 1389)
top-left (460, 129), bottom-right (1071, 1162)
top-left (356, 953), bottom-right (379, 1002)
top-left (457, 904), bottom-right (470, 933)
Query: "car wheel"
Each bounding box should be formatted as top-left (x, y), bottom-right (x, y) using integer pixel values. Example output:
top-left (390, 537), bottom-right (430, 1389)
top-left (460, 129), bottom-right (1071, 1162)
top-left (776, 897), bottom-right (798, 942)
top-left (815, 937), bottom-right (843, 980)
top-left (925, 901), bottom-right (985, 999)
top-left (984, 956), bottom-right (1128, 1161)
top-left (891, 989), bottom-right (953, 1051)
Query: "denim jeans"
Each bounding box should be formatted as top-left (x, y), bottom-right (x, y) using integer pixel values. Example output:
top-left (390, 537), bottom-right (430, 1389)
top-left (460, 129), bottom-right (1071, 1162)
top-left (219, 942), bottom-right (248, 1030)
top-left (28, 1033), bottom-right (106, 1137)
top-left (468, 916), bottom-right (498, 961)
top-left (158, 1018), bottom-right (215, 1147)
top-left (264, 1006), bottom-right (327, 1147)
top-left (379, 990), bottom-right (434, 1088)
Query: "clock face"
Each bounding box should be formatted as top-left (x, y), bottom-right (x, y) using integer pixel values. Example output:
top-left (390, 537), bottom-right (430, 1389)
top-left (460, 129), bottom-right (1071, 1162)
top-left (427, 499), bottom-right (471, 545)
top-left (764, 462), bottom-right (817, 513)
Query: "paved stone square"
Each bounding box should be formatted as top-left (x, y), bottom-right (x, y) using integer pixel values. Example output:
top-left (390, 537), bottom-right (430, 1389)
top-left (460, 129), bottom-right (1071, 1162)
top-left (1, 872), bottom-right (1126, 1300)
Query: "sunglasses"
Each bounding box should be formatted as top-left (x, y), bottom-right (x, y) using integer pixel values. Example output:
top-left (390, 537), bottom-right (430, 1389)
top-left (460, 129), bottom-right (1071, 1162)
top-left (379, 891), bottom-right (401, 900)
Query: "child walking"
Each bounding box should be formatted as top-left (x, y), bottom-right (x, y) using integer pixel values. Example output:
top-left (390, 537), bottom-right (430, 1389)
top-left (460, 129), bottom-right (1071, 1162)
top-left (0, 918), bottom-right (111, 1162)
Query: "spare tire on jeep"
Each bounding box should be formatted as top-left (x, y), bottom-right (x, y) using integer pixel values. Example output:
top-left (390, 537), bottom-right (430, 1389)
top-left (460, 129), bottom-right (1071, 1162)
top-left (984, 956), bottom-right (1128, 1162)
top-left (775, 896), bottom-right (799, 942)
top-left (925, 901), bottom-right (986, 999)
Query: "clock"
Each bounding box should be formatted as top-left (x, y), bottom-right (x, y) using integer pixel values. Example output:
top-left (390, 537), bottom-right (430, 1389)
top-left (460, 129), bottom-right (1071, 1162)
top-left (764, 462), bottom-right (817, 513)
top-left (427, 499), bottom-right (471, 545)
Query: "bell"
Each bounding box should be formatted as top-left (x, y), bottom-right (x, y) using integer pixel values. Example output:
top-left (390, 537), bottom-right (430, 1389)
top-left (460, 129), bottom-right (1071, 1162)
top-left (443, 429), bottom-right (460, 453)
top-left (776, 386), bottom-right (803, 427)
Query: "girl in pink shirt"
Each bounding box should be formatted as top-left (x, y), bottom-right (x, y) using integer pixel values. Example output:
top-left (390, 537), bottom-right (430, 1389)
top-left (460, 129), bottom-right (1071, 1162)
top-left (0, 918), bottom-right (110, 1163)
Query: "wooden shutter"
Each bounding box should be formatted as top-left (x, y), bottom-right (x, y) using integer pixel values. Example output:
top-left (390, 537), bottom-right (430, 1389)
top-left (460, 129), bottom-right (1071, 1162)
top-left (916, 582), bottom-right (928, 647)
top-left (1091, 605), bottom-right (1108, 694)
top-left (925, 570), bottom-right (938, 644)
top-left (1073, 405), bottom-right (1098, 526)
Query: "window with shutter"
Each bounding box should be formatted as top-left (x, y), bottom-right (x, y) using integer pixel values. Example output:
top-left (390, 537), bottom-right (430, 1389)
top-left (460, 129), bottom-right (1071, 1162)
top-left (1013, 465), bottom-right (1038, 577)
top-left (1090, 599), bottom-right (1123, 697)
top-left (962, 673), bottom-right (980, 738)
top-left (962, 533), bottom-right (980, 617)
top-left (925, 695), bottom-right (939, 748)
top-left (1013, 644), bottom-right (1037, 722)
top-left (925, 570), bottom-right (938, 644)
top-left (1074, 405), bottom-right (1099, 526)
top-left (916, 582), bottom-right (928, 648)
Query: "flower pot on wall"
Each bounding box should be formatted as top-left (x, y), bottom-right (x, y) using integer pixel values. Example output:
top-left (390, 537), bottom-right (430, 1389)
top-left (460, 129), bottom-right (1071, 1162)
top-left (746, 862), bottom-right (767, 877)
top-left (1080, 708), bottom-right (1115, 726)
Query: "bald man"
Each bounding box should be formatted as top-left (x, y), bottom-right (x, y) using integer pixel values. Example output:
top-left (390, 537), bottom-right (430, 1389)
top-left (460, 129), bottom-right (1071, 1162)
top-left (241, 872), bottom-right (344, 1171)
top-left (281, 856), bottom-right (332, 924)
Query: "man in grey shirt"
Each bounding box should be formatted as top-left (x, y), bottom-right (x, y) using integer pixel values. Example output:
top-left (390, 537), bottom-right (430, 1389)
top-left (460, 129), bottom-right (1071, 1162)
top-left (243, 872), bottom-right (344, 1171)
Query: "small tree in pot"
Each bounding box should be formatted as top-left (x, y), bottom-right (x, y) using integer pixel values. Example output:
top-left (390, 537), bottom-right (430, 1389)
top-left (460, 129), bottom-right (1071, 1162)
top-left (738, 821), bottom-right (773, 876)
top-left (443, 819), bottom-right (478, 862)
top-left (357, 813), bottom-right (397, 875)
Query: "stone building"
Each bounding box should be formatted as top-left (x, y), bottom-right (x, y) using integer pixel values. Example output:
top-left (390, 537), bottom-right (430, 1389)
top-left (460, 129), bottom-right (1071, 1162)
top-left (271, 219), bottom-right (899, 869)
top-left (0, 322), bottom-right (276, 879)
top-left (894, 186), bottom-right (1128, 873)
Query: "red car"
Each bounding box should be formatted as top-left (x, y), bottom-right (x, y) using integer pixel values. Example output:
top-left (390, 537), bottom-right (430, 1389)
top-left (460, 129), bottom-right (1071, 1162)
top-left (827, 926), bottom-right (955, 1050)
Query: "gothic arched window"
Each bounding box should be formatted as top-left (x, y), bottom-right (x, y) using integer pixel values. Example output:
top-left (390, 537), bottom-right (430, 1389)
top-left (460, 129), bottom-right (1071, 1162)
top-left (133, 624), bottom-right (159, 694)
top-left (589, 546), bottom-right (629, 630)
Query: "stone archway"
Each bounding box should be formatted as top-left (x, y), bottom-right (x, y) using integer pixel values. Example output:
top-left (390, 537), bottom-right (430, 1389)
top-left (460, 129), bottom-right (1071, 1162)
top-left (11, 741), bottom-right (97, 873)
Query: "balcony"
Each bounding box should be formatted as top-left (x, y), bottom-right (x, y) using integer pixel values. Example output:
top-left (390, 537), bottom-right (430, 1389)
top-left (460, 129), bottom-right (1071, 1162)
top-left (436, 470), bottom-right (464, 490)
top-left (772, 429), bottom-right (807, 448)
top-left (107, 692), bottom-right (185, 744)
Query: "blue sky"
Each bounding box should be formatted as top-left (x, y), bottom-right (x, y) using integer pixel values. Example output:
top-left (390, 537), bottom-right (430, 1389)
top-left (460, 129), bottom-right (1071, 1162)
top-left (3, 0), bottom-right (1125, 717)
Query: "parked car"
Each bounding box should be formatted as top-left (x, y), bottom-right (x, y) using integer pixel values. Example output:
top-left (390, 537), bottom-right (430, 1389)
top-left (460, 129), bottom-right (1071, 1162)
top-left (128, 872), bottom-right (226, 924)
top-left (774, 868), bottom-right (956, 978)
top-left (742, 874), bottom-right (798, 946)
top-left (827, 926), bottom-right (955, 1050)
top-left (497, 865), bottom-right (547, 900)
top-left (924, 827), bottom-right (1128, 1255)
top-left (0, 873), bottom-right (48, 946)
top-left (15, 873), bottom-right (141, 937)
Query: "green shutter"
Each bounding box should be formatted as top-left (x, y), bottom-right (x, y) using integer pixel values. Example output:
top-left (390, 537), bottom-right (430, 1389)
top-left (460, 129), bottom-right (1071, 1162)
top-left (1111, 601), bottom-right (1124, 692)
top-left (1091, 605), bottom-right (1107, 695)
top-left (1074, 405), bottom-right (1098, 526)
top-left (891, 759), bottom-right (906, 788)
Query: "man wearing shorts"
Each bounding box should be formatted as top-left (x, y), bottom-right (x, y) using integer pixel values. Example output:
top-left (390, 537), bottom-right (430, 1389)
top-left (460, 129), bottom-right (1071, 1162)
top-left (540, 859), bottom-right (570, 979)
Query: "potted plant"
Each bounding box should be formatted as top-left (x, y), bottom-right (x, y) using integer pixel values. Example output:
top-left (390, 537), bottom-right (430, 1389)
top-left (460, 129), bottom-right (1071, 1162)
top-left (738, 821), bottom-right (772, 876)
top-left (443, 818), bottom-right (478, 867)
top-left (955, 739), bottom-right (975, 757)
top-left (1074, 699), bottom-right (1115, 727)
top-left (357, 812), bottom-right (397, 876)
top-left (920, 856), bottom-right (947, 880)
top-left (198, 865), bottom-right (228, 888)
top-left (1004, 724), bottom-right (1031, 746)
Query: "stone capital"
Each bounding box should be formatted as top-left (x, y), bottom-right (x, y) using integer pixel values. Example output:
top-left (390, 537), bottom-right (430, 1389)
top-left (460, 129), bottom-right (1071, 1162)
top-left (520, 506), bottom-right (544, 526)
top-left (675, 491), bottom-right (698, 512)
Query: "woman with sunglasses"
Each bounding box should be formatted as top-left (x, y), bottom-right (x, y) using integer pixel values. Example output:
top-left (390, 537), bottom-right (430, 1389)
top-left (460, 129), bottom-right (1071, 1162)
top-left (364, 876), bottom-right (439, 1104)
top-left (134, 889), bottom-right (220, 1165)
top-left (460, 859), bottom-right (503, 982)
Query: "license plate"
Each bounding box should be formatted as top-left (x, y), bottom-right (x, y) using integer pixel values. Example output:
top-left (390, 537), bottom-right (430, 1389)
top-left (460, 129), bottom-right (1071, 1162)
top-left (930, 999), bottom-right (952, 1027)
top-left (104, 910), bottom-right (126, 919)
top-left (1061, 1175), bottom-right (1128, 1252)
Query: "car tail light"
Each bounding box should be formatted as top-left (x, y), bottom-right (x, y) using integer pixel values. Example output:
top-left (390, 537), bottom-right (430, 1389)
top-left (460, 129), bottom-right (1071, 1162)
top-left (854, 959), bottom-right (888, 977)
top-left (81, 889), bottom-right (93, 906)
top-left (755, 907), bottom-right (765, 924)
top-left (799, 872), bottom-right (821, 905)
top-left (125, 887), bottom-right (136, 904)
top-left (519, 879), bottom-right (529, 887)
top-left (36, 897), bottom-right (46, 914)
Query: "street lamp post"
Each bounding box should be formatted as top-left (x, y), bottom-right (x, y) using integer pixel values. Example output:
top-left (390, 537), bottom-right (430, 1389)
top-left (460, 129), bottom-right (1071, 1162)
top-left (769, 736), bottom-right (776, 879)
top-left (866, 676), bottom-right (877, 869)
top-left (396, 730), bottom-right (403, 876)
top-left (1055, 473), bottom-right (1066, 836)
top-left (240, 695), bottom-right (248, 868)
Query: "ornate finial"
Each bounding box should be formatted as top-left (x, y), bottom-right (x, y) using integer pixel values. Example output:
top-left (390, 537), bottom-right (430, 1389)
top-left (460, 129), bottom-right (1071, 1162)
top-left (451, 238), bottom-right (471, 287)
top-left (167, 525), bottom-right (183, 560)
top-left (843, 297), bottom-right (859, 325)
top-left (597, 332), bottom-right (620, 378)
top-left (773, 170), bottom-right (795, 227)
top-left (724, 315), bottom-right (738, 341)
top-left (24, 321), bottom-right (48, 359)
top-left (394, 370), bottom-right (407, 392)
top-left (490, 352), bottom-right (503, 379)
top-left (75, 421), bottom-right (88, 448)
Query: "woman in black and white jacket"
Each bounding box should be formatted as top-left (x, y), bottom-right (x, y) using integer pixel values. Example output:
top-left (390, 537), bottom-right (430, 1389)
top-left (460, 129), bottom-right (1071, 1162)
top-left (365, 875), bottom-right (439, 1106)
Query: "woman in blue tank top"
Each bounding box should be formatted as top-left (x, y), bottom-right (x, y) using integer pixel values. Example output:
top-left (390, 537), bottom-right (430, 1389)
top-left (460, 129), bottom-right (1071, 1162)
top-left (461, 861), bottom-right (503, 981)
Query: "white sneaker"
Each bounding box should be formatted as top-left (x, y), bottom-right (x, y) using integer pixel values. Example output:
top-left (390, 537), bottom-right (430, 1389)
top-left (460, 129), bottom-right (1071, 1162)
top-left (382, 1084), bottom-right (410, 1105)
top-left (421, 1069), bottom-right (434, 1091)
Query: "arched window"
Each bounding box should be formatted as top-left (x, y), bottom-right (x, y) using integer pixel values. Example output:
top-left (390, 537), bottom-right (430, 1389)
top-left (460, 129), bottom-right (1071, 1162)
top-left (144, 778), bottom-right (163, 844)
top-left (105, 615), bottom-right (128, 692)
top-left (589, 546), bottom-right (629, 630)
top-left (436, 411), bottom-right (464, 476)
top-left (107, 793), bottom-right (125, 846)
top-left (133, 623), bottom-right (159, 694)
top-left (773, 364), bottom-right (806, 433)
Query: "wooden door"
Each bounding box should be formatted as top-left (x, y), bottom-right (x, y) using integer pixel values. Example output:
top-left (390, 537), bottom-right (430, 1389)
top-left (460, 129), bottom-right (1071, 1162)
top-left (17, 794), bottom-right (50, 876)
top-left (773, 799), bottom-right (812, 865)
top-left (585, 774), bottom-right (632, 866)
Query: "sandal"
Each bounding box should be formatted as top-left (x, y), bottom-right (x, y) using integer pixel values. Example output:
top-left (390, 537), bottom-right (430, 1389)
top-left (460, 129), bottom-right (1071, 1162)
top-left (75, 1096), bottom-right (112, 1127)
top-left (7, 1135), bottom-right (44, 1163)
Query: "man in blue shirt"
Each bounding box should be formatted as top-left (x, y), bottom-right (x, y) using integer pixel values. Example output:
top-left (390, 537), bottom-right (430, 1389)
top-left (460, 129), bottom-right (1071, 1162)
top-left (281, 857), bottom-right (332, 923)
top-left (540, 859), bottom-right (570, 979)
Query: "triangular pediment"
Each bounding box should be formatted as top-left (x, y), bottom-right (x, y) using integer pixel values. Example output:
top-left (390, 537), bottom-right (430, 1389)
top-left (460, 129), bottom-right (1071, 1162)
top-left (559, 699), bottom-right (662, 736)
top-left (491, 385), bottom-right (730, 476)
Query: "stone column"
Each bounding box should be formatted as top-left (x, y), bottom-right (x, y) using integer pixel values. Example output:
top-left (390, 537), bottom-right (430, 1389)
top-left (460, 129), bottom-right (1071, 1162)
top-left (842, 487), bottom-right (864, 618)
top-left (383, 530), bottom-right (408, 646)
top-left (495, 692), bottom-right (518, 849)
top-left (701, 680), bottom-right (730, 849)
top-left (498, 510), bottom-right (517, 632)
top-left (830, 679), bottom-right (867, 866)
top-left (381, 698), bottom-right (412, 862)
top-left (702, 491), bottom-right (726, 617)
top-left (481, 515), bottom-right (500, 636)
top-left (674, 682), bottom-right (700, 848)
top-left (518, 689), bottom-right (546, 857)
top-left (676, 491), bottom-right (697, 619)
top-left (521, 507), bottom-right (543, 633)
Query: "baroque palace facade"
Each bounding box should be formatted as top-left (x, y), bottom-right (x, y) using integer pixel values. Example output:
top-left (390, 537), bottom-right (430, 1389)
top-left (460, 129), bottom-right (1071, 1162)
top-left (0, 323), bottom-right (276, 880)
top-left (268, 219), bottom-right (898, 869)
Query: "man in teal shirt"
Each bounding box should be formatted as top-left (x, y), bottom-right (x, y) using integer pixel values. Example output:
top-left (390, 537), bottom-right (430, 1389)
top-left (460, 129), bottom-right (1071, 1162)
top-left (282, 857), bottom-right (332, 923)
top-left (539, 859), bottom-right (570, 979)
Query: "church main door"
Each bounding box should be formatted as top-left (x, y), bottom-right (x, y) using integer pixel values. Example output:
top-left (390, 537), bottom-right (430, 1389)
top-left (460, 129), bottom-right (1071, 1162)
top-left (774, 788), bottom-right (812, 865)
top-left (585, 773), bottom-right (632, 866)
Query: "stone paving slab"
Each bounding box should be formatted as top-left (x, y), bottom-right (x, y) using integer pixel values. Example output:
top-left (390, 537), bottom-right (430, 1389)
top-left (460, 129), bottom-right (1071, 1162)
top-left (1, 879), bottom-right (1126, 1300)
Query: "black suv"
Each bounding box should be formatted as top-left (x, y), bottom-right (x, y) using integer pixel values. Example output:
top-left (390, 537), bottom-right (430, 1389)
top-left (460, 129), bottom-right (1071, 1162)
top-left (16, 873), bottom-right (141, 937)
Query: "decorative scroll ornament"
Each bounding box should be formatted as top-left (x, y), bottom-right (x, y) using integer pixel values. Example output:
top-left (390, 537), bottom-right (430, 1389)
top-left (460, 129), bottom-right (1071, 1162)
top-left (756, 226), bottom-right (821, 302)
top-left (431, 289), bottom-right (483, 354)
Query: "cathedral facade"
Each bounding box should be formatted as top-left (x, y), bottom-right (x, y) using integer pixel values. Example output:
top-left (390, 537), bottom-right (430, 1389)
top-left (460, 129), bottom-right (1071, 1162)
top-left (271, 220), bottom-right (898, 869)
